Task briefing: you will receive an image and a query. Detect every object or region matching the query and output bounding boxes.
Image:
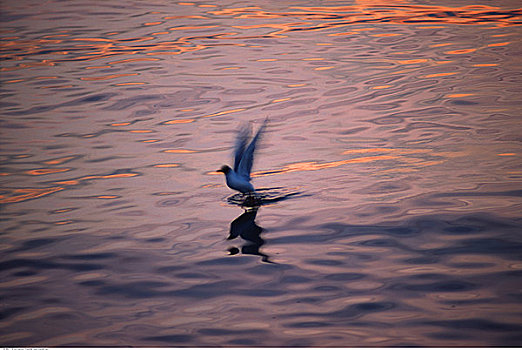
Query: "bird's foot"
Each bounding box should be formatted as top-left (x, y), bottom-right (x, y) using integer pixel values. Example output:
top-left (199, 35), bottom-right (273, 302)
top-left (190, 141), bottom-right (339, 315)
top-left (242, 192), bottom-right (261, 208)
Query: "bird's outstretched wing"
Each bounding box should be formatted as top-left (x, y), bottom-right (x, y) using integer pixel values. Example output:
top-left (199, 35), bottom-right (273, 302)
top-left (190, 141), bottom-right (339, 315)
top-left (233, 123), bottom-right (250, 172)
top-left (237, 119), bottom-right (267, 180)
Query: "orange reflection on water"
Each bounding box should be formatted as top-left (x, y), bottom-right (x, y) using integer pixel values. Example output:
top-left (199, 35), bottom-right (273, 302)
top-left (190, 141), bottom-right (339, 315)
top-left (371, 33), bottom-right (402, 37)
top-left (54, 172), bottom-right (140, 187)
top-left (163, 119), bottom-right (195, 124)
top-left (43, 156), bottom-right (77, 165)
top-left (0, 187), bottom-right (64, 204)
top-left (445, 48), bottom-right (478, 54)
top-left (447, 93), bottom-right (474, 98)
top-left (199, 108), bottom-right (246, 119)
top-left (327, 31), bottom-right (357, 36)
top-left (85, 66), bottom-right (111, 70)
top-left (371, 85), bottom-right (393, 89)
top-left (129, 130), bottom-right (153, 133)
top-left (487, 41), bottom-right (511, 46)
top-left (431, 43), bottom-right (453, 48)
top-left (253, 155), bottom-right (399, 177)
top-left (249, 147), bottom-right (454, 178)
top-left (1, 60), bottom-right (56, 72)
top-left (80, 73), bottom-right (139, 81)
top-left (1, 3), bottom-right (519, 73)
top-left (54, 220), bottom-right (73, 225)
top-left (271, 98), bottom-right (291, 103)
top-left (79, 173), bottom-right (138, 181)
top-left (153, 164), bottom-right (180, 168)
top-left (115, 82), bottom-right (145, 86)
top-left (26, 168), bottom-right (71, 176)
top-left (396, 59), bottom-right (428, 65)
top-left (422, 72), bottom-right (458, 78)
top-left (210, 4), bottom-right (522, 33)
top-left (51, 208), bottom-right (75, 214)
top-left (53, 180), bottom-right (79, 186)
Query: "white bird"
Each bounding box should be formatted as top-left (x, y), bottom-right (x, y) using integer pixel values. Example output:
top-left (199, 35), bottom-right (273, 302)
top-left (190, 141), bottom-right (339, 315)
top-left (217, 119), bottom-right (267, 194)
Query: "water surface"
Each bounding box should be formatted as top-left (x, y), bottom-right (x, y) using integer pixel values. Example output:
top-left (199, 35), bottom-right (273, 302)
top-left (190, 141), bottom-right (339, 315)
top-left (1, 0), bottom-right (522, 346)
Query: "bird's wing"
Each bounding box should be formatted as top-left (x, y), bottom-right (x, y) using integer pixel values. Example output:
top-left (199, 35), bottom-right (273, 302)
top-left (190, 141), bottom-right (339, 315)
top-left (233, 123), bottom-right (250, 172)
top-left (237, 119), bottom-right (267, 180)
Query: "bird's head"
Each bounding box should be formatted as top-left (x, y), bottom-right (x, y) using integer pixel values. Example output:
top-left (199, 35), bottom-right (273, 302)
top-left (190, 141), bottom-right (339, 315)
top-left (216, 165), bottom-right (231, 174)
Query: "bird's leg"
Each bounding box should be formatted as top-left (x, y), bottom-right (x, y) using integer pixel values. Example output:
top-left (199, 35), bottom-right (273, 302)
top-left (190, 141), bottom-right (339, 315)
top-left (242, 191), bottom-right (261, 208)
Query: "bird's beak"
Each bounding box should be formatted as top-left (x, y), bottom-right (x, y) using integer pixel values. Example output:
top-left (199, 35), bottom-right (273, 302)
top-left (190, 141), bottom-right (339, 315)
top-left (216, 169), bottom-right (224, 173)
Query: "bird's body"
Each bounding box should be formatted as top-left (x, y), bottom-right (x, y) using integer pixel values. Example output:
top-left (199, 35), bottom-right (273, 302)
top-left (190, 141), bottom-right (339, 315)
top-left (219, 165), bottom-right (255, 193)
top-left (217, 120), bottom-right (267, 194)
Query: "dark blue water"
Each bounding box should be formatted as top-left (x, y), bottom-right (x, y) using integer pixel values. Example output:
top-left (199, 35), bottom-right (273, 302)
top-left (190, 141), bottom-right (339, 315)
top-left (1, 0), bottom-right (521, 346)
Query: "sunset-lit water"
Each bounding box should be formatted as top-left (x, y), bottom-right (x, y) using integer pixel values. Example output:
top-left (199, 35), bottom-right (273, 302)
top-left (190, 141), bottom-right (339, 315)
top-left (1, 0), bottom-right (522, 346)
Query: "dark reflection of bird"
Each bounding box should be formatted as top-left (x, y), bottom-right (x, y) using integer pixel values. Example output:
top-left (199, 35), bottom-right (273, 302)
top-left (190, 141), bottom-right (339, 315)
top-left (227, 208), bottom-right (273, 263)
top-left (217, 119), bottom-right (267, 194)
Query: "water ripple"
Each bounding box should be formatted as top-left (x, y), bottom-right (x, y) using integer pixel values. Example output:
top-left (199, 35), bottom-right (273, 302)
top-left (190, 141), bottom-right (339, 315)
top-left (1, 0), bottom-right (521, 347)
